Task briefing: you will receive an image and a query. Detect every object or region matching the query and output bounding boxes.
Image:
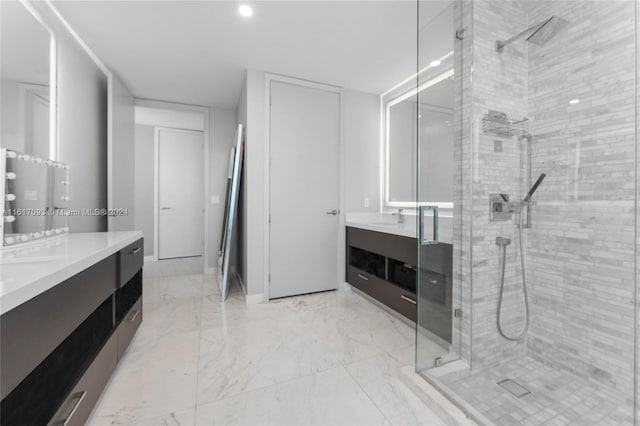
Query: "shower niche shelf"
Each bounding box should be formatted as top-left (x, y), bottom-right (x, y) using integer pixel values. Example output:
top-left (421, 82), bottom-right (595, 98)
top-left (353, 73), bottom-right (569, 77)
top-left (346, 226), bottom-right (452, 342)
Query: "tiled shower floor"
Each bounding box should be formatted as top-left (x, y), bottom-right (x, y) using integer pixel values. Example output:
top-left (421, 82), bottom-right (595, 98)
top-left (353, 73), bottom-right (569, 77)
top-left (427, 356), bottom-right (633, 426)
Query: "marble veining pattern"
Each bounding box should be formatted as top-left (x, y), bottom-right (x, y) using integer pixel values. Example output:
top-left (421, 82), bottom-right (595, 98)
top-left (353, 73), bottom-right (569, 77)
top-left (87, 258), bottom-right (445, 425)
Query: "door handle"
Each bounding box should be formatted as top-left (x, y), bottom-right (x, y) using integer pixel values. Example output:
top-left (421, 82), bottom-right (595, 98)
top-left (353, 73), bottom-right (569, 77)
top-left (55, 390), bottom-right (87, 426)
top-left (160, 207), bottom-right (174, 210)
top-left (419, 205), bottom-right (439, 246)
top-left (127, 309), bottom-right (140, 323)
top-left (400, 295), bottom-right (417, 304)
top-left (325, 209), bottom-right (339, 215)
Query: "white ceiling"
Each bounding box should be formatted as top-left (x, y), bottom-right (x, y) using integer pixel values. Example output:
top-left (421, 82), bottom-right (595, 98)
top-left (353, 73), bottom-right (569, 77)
top-left (52, 0), bottom-right (452, 109)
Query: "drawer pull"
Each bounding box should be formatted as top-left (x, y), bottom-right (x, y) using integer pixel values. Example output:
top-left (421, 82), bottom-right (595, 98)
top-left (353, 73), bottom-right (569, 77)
top-left (357, 274), bottom-right (369, 281)
top-left (56, 390), bottom-right (86, 426)
top-left (400, 295), bottom-right (417, 305)
top-left (127, 309), bottom-right (140, 323)
top-left (129, 247), bottom-right (142, 255)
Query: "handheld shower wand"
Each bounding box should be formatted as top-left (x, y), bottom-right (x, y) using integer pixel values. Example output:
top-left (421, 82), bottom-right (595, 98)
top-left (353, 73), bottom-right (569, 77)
top-left (523, 173), bottom-right (546, 203)
top-left (496, 173), bottom-right (546, 341)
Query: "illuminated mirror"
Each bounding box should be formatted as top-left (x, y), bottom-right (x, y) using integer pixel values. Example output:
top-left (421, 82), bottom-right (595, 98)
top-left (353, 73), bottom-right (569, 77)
top-left (0, 1), bottom-right (56, 160)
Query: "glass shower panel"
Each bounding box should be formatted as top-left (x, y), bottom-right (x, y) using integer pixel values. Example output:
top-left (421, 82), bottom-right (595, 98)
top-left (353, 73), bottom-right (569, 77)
top-left (415, 0), bottom-right (638, 424)
top-left (415, 1), bottom-right (462, 372)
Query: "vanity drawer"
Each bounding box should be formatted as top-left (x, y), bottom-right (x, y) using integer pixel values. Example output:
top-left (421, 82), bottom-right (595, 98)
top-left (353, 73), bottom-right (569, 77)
top-left (1, 254), bottom-right (116, 399)
top-left (119, 238), bottom-right (143, 287)
top-left (117, 297), bottom-right (142, 359)
top-left (347, 265), bottom-right (416, 322)
top-left (48, 331), bottom-right (118, 426)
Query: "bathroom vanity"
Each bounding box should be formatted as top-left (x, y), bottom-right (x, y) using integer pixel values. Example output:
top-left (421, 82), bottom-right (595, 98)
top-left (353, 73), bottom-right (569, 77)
top-left (345, 214), bottom-right (453, 343)
top-left (0, 232), bottom-right (143, 426)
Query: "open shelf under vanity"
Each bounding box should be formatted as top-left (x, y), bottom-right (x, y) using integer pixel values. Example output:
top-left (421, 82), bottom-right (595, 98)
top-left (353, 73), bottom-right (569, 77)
top-left (346, 226), bottom-right (452, 344)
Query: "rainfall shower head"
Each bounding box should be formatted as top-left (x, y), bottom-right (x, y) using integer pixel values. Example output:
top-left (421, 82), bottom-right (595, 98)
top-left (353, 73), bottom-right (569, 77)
top-left (496, 16), bottom-right (569, 53)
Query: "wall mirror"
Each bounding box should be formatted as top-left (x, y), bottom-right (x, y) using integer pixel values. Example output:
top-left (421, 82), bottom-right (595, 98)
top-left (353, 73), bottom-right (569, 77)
top-left (0, 1), bottom-right (55, 160)
top-left (218, 124), bottom-right (244, 302)
top-left (385, 67), bottom-right (454, 208)
top-left (383, 4), bottom-right (453, 210)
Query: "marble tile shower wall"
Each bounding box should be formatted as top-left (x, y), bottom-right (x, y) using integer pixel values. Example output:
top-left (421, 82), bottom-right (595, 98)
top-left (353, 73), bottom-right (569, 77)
top-left (525, 0), bottom-right (637, 397)
top-left (454, 2), bottom-right (637, 396)
top-left (463, 0), bottom-right (531, 368)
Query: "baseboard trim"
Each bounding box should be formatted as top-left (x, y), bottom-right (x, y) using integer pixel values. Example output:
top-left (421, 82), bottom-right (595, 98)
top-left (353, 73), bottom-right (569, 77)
top-left (144, 255), bottom-right (157, 262)
top-left (235, 271), bottom-right (247, 294)
top-left (234, 272), bottom-right (264, 304)
top-left (245, 292), bottom-right (264, 304)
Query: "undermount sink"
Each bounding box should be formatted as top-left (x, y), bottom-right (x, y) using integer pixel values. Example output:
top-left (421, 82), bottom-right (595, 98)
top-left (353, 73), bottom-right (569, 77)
top-left (370, 221), bottom-right (401, 226)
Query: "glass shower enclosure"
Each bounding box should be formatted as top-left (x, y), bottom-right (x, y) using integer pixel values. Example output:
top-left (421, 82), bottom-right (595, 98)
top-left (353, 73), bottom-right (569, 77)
top-left (415, 1), bottom-right (639, 425)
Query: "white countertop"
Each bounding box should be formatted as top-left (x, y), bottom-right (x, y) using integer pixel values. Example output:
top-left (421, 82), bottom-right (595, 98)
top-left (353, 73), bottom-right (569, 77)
top-left (0, 231), bottom-right (143, 315)
top-left (345, 212), bottom-right (453, 244)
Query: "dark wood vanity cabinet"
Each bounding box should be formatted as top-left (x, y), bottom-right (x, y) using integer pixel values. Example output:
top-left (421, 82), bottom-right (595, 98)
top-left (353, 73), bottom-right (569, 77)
top-left (0, 238), bottom-right (144, 426)
top-left (346, 227), bottom-right (453, 343)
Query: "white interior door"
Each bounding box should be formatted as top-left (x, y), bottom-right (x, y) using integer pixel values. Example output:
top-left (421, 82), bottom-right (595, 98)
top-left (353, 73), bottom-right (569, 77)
top-left (269, 81), bottom-right (340, 299)
top-left (158, 128), bottom-right (204, 259)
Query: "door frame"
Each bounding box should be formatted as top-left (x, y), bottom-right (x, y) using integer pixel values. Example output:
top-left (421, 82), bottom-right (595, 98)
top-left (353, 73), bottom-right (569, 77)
top-left (153, 126), bottom-right (205, 262)
top-left (263, 73), bottom-right (345, 301)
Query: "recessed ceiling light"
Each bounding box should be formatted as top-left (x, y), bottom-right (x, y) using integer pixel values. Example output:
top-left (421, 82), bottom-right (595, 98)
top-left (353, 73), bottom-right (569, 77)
top-left (430, 60), bottom-right (441, 67)
top-left (238, 5), bottom-right (253, 17)
top-left (569, 99), bottom-right (580, 105)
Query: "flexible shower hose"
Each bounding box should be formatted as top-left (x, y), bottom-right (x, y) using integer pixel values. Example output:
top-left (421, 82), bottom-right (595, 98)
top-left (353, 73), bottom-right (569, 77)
top-left (497, 208), bottom-right (530, 341)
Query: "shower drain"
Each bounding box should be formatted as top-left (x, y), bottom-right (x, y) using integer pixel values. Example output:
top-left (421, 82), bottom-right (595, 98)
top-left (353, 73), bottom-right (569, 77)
top-left (497, 379), bottom-right (531, 398)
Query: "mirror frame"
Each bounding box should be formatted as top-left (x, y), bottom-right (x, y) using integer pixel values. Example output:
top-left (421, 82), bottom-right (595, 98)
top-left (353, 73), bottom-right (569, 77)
top-left (383, 67), bottom-right (455, 210)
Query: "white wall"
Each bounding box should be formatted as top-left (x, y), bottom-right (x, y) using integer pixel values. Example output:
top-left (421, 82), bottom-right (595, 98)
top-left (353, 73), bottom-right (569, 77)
top-left (238, 71), bottom-right (381, 300)
top-left (243, 70), bottom-right (267, 297)
top-left (135, 106), bottom-right (205, 130)
top-left (342, 89), bottom-right (381, 213)
top-left (56, 27), bottom-right (109, 232)
top-left (109, 73), bottom-right (136, 231)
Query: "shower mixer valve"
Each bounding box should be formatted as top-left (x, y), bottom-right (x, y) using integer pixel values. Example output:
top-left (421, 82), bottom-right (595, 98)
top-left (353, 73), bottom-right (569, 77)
top-left (489, 193), bottom-right (517, 221)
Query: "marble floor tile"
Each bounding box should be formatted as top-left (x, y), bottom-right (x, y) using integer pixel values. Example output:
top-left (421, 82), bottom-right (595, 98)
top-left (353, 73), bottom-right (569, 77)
top-left (88, 258), bottom-right (446, 426)
top-left (143, 274), bottom-right (205, 310)
top-left (345, 352), bottom-right (446, 426)
top-left (195, 366), bottom-right (388, 426)
top-left (130, 296), bottom-right (202, 352)
top-left (89, 330), bottom-right (200, 424)
top-left (88, 406), bottom-right (195, 426)
top-left (196, 313), bottom-right (345, 405)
